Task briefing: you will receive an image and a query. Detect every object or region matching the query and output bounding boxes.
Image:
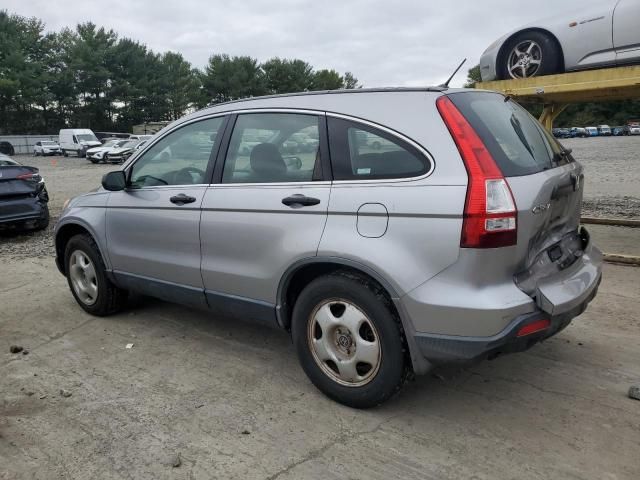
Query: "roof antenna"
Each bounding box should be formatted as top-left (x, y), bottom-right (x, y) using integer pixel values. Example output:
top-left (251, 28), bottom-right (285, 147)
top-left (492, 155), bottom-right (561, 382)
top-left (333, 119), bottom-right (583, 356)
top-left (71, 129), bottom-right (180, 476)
top-left (440, 58), bottom-right (467, 88)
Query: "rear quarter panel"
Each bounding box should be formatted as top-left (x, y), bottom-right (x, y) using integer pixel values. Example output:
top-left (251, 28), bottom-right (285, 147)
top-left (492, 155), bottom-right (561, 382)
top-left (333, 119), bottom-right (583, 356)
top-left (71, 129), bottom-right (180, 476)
top-left (316, 93), bottom-right (468, 295)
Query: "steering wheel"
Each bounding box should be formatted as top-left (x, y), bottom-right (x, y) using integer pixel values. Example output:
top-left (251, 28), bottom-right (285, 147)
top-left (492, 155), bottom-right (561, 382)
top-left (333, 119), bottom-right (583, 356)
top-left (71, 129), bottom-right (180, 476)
top-left (172, 166), bottom-right (206, 184)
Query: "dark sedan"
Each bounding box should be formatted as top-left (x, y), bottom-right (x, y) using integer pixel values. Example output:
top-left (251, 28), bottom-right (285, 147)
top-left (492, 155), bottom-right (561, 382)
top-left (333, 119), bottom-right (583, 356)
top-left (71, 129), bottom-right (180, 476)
top-left (0, 154), bottom-right (49, 231)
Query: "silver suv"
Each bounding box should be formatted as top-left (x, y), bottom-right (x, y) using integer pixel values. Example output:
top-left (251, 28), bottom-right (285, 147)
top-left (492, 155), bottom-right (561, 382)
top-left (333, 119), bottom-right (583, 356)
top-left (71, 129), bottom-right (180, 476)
top-left (55, 88), bottom-right (602, 408)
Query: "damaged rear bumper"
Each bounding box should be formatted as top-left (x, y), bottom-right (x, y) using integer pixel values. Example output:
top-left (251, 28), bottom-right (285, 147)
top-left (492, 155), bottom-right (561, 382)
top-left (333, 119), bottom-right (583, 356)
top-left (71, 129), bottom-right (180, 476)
top-left (413, 275), bottom-right (600, 366)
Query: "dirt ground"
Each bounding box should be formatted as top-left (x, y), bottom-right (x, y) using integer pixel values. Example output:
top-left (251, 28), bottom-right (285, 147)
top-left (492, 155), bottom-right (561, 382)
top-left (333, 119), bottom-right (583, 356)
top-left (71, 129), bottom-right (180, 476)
top-left (1, 142), bottom-right (640, 479)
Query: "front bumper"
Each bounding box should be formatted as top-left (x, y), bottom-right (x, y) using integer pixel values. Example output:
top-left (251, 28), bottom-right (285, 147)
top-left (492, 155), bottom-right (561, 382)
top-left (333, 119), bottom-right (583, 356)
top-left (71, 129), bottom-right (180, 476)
top-left (413, 275), bottom-right (600, 366)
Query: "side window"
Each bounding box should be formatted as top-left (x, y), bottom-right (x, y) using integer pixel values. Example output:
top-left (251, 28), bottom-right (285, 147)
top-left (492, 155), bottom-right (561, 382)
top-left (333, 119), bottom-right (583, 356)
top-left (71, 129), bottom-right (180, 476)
top-left (72, 136), bottom-right (78, 144)
top-left (222, 113), bottom-right (321, 184)
top-left (129, 116), bottom-right (224, 187)
top-left (328, 118), bottom-right (430, 181)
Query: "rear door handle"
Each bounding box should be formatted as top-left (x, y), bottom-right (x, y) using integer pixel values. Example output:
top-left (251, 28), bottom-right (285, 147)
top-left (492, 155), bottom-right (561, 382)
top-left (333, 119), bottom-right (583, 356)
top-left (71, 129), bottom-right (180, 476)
top-left (282, 194), bottom-right (321, 208)
top-left (170, 193), bottom-right (197, 205)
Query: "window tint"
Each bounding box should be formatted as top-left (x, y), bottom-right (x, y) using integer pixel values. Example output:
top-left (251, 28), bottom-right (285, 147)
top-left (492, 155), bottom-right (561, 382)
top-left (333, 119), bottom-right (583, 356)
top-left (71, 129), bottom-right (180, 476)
top-left (328, 118), bottom-right (429, 181)
top-left (130, 116), bottom-right (224, 187)
top-left (448, 92), bottom-right (557, 176)
top-left (222, 113), bottom-right (320, 184)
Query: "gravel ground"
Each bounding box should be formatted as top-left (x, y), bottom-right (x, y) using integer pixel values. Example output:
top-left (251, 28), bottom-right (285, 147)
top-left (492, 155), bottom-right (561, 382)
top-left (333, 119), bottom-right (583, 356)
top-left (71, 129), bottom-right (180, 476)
top-left (1, 137), bottom-right (638, 260)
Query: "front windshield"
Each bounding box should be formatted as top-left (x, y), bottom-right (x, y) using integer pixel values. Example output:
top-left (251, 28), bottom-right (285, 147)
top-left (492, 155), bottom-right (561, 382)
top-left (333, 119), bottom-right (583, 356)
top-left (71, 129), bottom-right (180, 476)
top-left (42, 141), bottom-right (56, 145)
top-left (120, 140), bottom-right (138, 148)
top-left (77, 134), bottom-right (98, 142)
top-left (102, 140), bottom-right (118, 148)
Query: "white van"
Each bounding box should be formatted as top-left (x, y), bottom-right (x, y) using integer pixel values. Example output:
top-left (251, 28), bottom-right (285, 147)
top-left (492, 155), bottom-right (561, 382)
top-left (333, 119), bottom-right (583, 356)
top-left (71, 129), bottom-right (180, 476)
top-left (58, 129), bottom-right (101, 157)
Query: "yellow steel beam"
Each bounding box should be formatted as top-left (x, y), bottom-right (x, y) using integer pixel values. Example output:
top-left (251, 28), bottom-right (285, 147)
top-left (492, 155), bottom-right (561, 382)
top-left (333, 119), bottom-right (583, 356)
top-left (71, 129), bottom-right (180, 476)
top-left (476, 65), bottom-right (640, 104)
top-left (539, 103), bottom-right (568, 131)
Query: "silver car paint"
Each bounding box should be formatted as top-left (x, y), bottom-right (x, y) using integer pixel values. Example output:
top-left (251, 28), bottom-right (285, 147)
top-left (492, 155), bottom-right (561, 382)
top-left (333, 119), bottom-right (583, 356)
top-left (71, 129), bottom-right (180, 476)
top-left (480, 0), bottom-right (640, 81)
top-left (55, 89), bottom-right (602, 370)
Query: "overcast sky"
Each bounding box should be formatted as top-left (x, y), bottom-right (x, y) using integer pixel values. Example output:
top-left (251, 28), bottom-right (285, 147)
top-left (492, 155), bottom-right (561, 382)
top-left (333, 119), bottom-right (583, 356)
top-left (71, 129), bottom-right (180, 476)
top-left (5, 0), bottom-right (589, 87)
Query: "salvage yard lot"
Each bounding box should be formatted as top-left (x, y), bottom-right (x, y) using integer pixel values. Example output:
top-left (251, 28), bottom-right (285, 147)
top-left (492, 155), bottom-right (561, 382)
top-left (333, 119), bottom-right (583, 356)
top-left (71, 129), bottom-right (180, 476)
top-left (2, 144), bottom-right (640, 479)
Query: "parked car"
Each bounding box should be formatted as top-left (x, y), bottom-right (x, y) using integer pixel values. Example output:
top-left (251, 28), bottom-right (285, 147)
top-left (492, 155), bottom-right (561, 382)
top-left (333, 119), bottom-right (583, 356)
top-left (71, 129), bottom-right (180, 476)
top-left (585, 126), bottom-right (599, 137)
top-left (85, 139), bottom-right (129, 164)
top-left (480, 0), bottom-right (640, 81)
top-left (102, 139), bottom-right (144, 163)
top-left (0, 154), bottom-right (49, 231)
top-left (55, 88), bottom-right (602, 408)
top-left (597, 125), bottom-right (612, 136)
top-left (628, 123), bottom-right (640, 135)
top-left (33, 140), bottom-right (62, 156)
top-left (552, 128), bottom-right (571, 139)
top-left (59, 129), bottom-right (101, 157)
top-left (570, 127), bottom-right (588, 138)
top-left (612, 126), bottom-right (629, 136)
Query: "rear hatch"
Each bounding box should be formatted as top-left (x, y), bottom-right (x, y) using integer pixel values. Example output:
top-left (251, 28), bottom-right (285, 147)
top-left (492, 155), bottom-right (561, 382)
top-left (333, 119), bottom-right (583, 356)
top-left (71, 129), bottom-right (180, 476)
top-left (446, 91), bottom-right (601, 315)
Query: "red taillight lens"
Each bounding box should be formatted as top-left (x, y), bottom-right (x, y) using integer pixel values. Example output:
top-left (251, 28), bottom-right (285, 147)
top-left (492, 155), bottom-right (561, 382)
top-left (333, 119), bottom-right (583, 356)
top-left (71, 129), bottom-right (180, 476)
top-left (516, 319), bottom-right (551, 337)
top-left (17, 172), bottom-right (39, 180)
top-left (436, 96), bottom-right (517, 248)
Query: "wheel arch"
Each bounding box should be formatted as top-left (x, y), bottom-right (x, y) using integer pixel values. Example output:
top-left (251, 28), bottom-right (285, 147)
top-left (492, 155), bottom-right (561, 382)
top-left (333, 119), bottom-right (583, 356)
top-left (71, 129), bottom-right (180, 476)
top-left (55, 221), bottom-right (107, 275)
top-left (497, 28), bottom-right (565, 77)
top-left (277, 257), bottom-right (432, 376)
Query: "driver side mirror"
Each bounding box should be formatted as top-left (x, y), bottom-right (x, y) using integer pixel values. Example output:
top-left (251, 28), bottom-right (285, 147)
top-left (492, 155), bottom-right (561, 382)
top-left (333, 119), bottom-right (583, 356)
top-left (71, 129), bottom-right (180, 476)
top-left (102, 171), bottom-right (127, 191)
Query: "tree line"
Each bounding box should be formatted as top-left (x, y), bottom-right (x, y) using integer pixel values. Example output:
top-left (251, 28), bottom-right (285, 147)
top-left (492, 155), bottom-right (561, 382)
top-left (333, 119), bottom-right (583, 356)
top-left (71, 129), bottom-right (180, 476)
top-left (464, 65), bottom-right (640, 127)
top-left (0, 10), bottom-right (360, 135)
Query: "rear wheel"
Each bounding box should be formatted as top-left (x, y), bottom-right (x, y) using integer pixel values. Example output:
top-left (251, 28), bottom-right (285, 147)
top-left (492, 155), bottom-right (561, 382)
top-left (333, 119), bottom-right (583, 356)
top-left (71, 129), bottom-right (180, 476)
top-left (63, 150), bottom-right (68, 157)
top-left (64, 234), bottom-right (128, 316)
top-left (499, 31), bottom-right (561, 80)
top-left (291, 272), bottom-right (406, 408)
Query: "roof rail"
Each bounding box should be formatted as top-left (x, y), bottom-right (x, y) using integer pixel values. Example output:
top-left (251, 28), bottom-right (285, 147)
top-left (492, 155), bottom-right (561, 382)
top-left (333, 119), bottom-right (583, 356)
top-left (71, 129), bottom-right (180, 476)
top-left (200, 86), bottom-right (448, 111)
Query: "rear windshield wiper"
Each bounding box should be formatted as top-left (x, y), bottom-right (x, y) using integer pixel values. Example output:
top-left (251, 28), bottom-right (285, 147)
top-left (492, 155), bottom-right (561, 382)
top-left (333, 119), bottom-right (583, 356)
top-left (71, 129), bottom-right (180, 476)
top-left (509, 114), bottom-right (535, 160)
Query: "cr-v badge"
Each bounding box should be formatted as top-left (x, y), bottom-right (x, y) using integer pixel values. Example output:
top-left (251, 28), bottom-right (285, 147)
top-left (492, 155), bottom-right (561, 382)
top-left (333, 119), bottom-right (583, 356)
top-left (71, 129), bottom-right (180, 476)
top-left (532, 203), bottom-right (551, 214)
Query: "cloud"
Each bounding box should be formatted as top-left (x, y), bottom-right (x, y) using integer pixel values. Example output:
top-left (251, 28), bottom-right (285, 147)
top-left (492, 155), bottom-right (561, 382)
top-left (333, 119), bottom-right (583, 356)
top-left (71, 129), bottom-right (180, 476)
top-left (4, 0), bottom-right (587, 87)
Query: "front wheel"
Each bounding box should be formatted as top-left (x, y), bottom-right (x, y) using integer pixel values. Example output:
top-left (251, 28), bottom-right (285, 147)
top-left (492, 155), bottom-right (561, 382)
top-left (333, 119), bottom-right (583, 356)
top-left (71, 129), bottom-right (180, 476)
top-left (64, 234), bottom-right (128, 316)
top-left (499, 31), bottom-right (561, 80)
top-left (291, 272), bottom-right (406, 408)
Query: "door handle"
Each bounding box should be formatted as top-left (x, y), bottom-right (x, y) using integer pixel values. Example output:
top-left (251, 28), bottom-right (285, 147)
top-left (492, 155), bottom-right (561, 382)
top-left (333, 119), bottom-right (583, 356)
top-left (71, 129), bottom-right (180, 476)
top-left (282, 194), bottom-right (321, 208)
top-left (170, 193), bottom-right (197, 205)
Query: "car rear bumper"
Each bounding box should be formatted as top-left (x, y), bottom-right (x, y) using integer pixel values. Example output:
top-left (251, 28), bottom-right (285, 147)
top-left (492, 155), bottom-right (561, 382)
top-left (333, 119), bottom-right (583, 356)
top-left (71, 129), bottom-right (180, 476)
top-left (412, 276), bottom-right (600, 366)
top-left (0, 196), bottom-right (48, 227)
top-left (401, 229), bottom-right (603, 371)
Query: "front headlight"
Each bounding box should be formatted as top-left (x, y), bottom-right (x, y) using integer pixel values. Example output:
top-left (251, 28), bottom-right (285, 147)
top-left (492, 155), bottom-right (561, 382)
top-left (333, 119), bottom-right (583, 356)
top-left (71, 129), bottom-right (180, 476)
top-left (95, 152), bottom-right (104, 158)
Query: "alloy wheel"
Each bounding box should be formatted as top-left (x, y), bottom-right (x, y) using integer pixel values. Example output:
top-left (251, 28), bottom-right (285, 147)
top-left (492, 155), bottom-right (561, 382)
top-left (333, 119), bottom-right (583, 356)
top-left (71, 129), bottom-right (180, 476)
top-left (68, 250), bottom-right (98, 305)
top-left (507, 40), bottom-right (543, 79)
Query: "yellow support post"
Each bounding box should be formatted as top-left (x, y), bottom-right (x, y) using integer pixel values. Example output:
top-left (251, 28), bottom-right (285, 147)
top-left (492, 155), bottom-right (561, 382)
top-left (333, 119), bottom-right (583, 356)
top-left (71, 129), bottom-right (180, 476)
top-left (539, 103), bottom-right (568, 132)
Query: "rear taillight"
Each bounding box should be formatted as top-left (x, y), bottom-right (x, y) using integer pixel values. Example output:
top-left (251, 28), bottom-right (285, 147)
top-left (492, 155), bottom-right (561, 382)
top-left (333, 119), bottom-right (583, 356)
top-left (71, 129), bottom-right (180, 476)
top-left (436, 96), bottom-right (517, 248)
top-left (17, 172), bottom-right (40, 181)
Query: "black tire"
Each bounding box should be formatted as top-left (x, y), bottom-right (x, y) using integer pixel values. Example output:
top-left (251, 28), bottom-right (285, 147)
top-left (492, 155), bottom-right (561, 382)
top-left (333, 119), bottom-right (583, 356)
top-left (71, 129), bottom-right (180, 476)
top-left (291, 271), bottom-right (406, 408)
top-left (498, 31), bottom-right (561, 80)
top-left (64, 234), bottom-right (128, 316)
top-left (63, 150), bottom-right (68, 157)
top-left (76, 149), bottom-right (82, 158)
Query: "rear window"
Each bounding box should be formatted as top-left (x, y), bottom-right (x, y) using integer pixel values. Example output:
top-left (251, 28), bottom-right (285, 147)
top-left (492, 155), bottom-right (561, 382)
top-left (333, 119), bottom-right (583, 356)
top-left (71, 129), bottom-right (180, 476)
top-left (448, 92), bottom-right (559, 176)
